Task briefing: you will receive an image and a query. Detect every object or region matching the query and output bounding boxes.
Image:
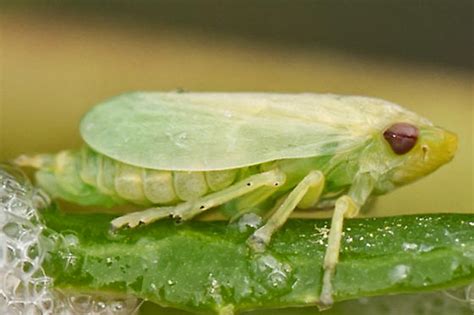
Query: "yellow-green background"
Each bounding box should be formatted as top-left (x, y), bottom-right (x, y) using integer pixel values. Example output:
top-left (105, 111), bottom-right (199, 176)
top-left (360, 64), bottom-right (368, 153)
top-left (0, 2), bottom-right (472, 314)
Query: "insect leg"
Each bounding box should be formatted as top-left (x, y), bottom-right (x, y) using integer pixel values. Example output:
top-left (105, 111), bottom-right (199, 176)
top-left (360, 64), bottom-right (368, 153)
top-left (247, 170), bottom-right (324, 252)
top-left (13, 154), bottom-right (54, 169)
top-left (319, 195), bottom-right (359, 307)
top-left (110, 169), bottom-right (286, 229)
top-left (228, 186), bottom-right (283, 222)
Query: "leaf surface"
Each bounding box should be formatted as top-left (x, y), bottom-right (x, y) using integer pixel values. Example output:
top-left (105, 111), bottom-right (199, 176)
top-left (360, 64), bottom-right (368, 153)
top-left (41, 209), bottom-right (474, 314)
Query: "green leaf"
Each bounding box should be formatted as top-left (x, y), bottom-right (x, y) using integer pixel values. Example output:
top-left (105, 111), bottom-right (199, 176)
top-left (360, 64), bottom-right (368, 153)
top-left (41, 208), bottom-right (474, 314)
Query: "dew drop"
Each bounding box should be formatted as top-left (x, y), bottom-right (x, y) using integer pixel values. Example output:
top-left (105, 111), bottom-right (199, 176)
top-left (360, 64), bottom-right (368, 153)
top-left (106, 257), bottom-right (113, 267)
top-left (402, 242), bottom-right (418, 251)
top-left (110, 300), bottom-right (125, 312)
top-left (93, 300), bottom-right (107, 312)
top-left (418, 244), bottom-right (434, 252)
top-left (238, 213), bottom-right (262, 232)
top-left (69, 294), bottom-right (93, 313)
top-left (63, 233), bottom-right (79, 247)
top-left (389, 264), bottom-right (411, 283)
top-left (254, 254), bottom-right (292, 290)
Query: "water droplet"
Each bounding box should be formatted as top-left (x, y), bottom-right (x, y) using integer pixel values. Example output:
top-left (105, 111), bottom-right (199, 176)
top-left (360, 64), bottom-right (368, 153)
top-left (106, 257), bottom-right (113, 266)
top-left (111, 300), bottom-right (125, 312)
top-left (422, 276), bottom-right (433, 286)
top-left (418, 244), bottom-right (434, 252)
top-left (93, 300), bottom-right (107, 312)
top-left (402, 242), bottom-right (418, 251)
top-left (254, 254), bottom-right (292, 290)
top-left (238, 213), bottom-right (262, 232)
top-left (389, 264), bottom-right (411, 283)
top-left (63, 233), bottom-right (79, 247)
top-left (450, 259), bottom-right (460, 272)
top-left (69, 295), bottom-right (93, 313)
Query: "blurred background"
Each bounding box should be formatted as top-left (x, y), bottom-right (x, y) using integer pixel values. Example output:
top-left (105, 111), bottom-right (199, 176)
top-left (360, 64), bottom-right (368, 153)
top-left (0, 1), bottom-right (472, 313)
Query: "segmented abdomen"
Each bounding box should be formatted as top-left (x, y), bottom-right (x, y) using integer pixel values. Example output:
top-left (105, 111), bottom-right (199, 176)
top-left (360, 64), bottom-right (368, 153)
top-left (79, 146), bottom-right (238, 205)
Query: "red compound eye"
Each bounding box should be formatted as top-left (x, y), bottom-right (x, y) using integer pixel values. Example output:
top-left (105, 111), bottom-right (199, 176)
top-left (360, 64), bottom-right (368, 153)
top-left (383, 123), bottom-right (419, 155)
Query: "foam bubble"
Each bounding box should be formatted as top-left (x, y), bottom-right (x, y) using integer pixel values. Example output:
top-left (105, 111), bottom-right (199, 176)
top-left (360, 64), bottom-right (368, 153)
top-left (0, 165), bottom-right (142, 314)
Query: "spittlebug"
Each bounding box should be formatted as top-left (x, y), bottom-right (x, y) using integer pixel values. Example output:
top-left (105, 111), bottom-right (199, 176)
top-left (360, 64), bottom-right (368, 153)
top-left (15, 92), bottom-right (457, 306)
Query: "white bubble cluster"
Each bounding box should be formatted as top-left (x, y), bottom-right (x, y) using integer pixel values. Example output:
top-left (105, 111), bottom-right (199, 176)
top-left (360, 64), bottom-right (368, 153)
top-left (0, 166), bottom-right (54, 314)
top-left (0, 165), bottom-right (141, 314)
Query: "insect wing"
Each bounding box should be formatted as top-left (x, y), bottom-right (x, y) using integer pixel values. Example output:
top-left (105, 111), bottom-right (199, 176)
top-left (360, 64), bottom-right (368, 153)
top-left (80, 92), bottom-right (415, 171)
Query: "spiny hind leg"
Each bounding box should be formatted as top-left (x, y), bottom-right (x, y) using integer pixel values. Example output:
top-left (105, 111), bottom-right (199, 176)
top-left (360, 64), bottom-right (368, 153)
top-left (111, 169), bottom-right (286, 229)
top-left (247, 170), bottom-right (324, 252)
top-left (319, 195), bottom-right (359, 307)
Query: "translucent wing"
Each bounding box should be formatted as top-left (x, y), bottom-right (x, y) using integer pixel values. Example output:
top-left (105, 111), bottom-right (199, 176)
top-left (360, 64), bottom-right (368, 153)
top-left (80, 92), bottom-right (427, 171)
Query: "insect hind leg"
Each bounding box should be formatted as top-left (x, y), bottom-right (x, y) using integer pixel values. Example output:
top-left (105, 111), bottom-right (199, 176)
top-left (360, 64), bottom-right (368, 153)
top-left (110, 169), bottom-right (286, 229)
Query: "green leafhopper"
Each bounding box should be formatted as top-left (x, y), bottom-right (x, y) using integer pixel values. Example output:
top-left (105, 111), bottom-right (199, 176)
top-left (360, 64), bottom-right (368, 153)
top-left (15, 92), bottom-right (457, 306)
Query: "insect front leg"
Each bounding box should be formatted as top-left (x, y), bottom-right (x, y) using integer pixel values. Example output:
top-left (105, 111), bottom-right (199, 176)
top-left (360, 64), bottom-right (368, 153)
top-left (319, 196), bottom-right (359, 307)
top-left (247, 170), bottom-right (324, 252)
top-left (319, 173), bottom-right (375, 307)
top-left (110, 169), bottom-right (286, 229)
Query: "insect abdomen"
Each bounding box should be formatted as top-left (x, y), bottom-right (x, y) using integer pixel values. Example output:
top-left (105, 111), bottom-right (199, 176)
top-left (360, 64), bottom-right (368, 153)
top-left (79, 147), bottom-right (238, 205)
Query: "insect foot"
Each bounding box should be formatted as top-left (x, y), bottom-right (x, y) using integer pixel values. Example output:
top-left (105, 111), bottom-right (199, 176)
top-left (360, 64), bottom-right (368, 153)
top-left (110, 206), bottom-right (174, 229)
top-left (318, 293), bottom-right (334, 310)
top-left (246, 232), bottom-right (271, 253)
top-left (110, 213), bottom-right (144, 229)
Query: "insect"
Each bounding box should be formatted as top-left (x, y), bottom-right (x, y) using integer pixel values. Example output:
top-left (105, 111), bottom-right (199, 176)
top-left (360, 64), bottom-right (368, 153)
top-left (15, 92), bottom-right (457, 306)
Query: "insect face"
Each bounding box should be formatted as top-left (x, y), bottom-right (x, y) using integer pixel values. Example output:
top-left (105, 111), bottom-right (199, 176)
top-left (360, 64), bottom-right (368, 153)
top-left (390, 125), bottom-right (457, 184)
